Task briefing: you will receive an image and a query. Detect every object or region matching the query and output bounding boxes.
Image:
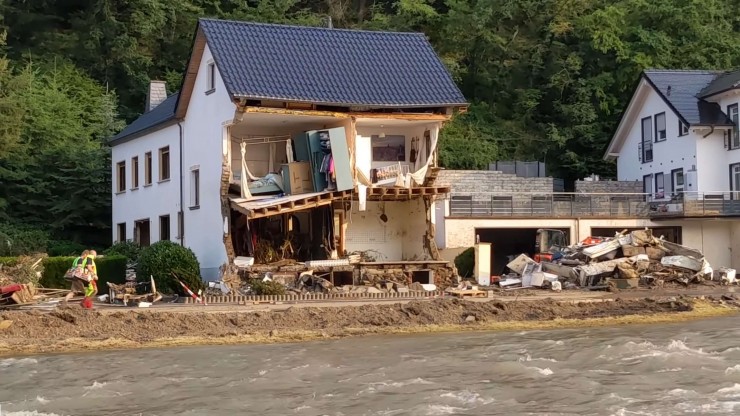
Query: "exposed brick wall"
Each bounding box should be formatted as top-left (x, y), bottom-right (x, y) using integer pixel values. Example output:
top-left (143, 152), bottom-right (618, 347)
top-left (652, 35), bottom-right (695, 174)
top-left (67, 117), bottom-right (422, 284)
top-left (575, 180), bottom-right (643, 194)
top-left (435, 170), bottom-right (553, 198)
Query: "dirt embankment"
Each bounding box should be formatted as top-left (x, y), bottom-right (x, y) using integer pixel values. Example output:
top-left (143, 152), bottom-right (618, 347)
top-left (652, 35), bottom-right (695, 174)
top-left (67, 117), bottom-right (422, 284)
top-left (1, 297), bottom-right (738, 355)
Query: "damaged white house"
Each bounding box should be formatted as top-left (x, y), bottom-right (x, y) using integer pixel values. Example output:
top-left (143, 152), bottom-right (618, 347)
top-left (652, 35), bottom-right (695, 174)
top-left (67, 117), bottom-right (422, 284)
top-left (109, 19), bottom-right (468, 280)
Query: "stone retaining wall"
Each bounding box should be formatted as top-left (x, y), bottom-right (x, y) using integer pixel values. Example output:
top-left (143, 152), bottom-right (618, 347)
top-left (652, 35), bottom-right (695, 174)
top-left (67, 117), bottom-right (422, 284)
top-left (436, 170), bottom-right (554, 198)
top-left (575, 180), bottom-right (643, 194)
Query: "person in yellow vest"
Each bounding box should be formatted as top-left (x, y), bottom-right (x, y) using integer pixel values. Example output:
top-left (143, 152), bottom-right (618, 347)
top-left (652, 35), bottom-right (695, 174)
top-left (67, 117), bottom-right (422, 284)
top-left (63, 250), bottom-right (89, 305)
top-left (81, 250), bottom-right (99, 298)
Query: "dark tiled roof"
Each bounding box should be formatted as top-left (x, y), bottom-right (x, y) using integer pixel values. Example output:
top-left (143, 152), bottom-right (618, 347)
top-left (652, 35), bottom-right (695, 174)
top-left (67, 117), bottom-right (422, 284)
top-left (110, 93), bottom-right (179, 143)
top-left (199, 19), bottom-right (467, 108)
top-left (643, 70), bottom-right (732, 125)
top-left (700, 69), bottom-right (740, 98)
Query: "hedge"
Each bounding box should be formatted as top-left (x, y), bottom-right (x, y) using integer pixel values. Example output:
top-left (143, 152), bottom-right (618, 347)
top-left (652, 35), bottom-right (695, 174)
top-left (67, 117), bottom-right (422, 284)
top-left (39, 255), bottom-right (128, 289)
top-left (0, 257), bottom-right (19, 267)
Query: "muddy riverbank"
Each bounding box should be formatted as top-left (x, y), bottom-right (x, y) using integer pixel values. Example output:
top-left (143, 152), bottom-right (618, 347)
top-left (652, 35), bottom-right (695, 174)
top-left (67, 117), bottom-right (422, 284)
top-left (1, 296), bottom-right (738, 355)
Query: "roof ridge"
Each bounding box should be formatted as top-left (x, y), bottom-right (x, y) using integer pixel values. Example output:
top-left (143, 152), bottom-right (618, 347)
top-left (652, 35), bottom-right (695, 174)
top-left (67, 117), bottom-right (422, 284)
top-left (198, 18), bottom-right (425, 36)
top-left (644, 68), bottom-right (724, 74)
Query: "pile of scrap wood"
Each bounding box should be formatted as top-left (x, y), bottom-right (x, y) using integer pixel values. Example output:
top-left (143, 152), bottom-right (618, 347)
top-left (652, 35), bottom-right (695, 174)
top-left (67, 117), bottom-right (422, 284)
top-left (0, 256), bottom-right (44, 307)
top-left (498, 229), bottom-right (729, 290)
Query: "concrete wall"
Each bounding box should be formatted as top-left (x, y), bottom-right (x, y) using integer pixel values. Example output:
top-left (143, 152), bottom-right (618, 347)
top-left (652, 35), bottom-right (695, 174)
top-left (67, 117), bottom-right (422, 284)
top-left (575, 180), bottom-right (643, 194)
top-left (111, 124), bottom-right (181, 245)
top-left (436, 170), bottom-right (554, 197)
top-left (180, 43), bottom-right (236, 280)
top-left (345, 199), bottom-right (429, 261)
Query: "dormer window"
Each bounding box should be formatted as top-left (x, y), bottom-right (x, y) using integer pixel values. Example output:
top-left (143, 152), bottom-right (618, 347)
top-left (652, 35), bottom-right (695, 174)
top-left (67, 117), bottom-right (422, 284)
top-left (206, 61), bottom-right (216, 93)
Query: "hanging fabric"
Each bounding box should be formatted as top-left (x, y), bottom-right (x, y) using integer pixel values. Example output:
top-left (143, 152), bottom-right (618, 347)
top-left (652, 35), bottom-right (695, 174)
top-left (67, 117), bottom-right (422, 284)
top-left (268, 143), bottom-right (276, 173)
top-left (408, 127), bottom-right (438, 185)
top-left (239, 142), bottom-right (261, 181)
top-left (240, 142), bottom-right (253, 199)
top-left (286, 139), bottom-right (294, 163)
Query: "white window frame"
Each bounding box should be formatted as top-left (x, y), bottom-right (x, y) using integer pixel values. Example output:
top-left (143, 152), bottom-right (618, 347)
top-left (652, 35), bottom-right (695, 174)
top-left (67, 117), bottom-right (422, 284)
top-left (678, 121), bottom-right (689, 137)
top-left (729, 104), bottom-right (739, 150)
top-left (206, 61), bottom-right (216, 93)
top-left (190, 167), bottom-right (200, 209)
top-left (654, 172), bottom-right (665, 199)
top-left (672, 168), bottom-right (685, 195)
top-left (116, 161), bottom-right (126, 193)
top-left (654, 112), bottom-right (666, 142)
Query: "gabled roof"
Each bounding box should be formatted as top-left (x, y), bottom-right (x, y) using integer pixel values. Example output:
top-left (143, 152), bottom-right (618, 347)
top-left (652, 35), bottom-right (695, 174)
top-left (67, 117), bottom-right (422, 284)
top-left (197, 18), bottom-right (467, 108)
top-left (109, 93), bottom-right (179, 143)
top-left (700, 69), bottom-right (740, 98)
top-left (643, 70), bottom-right (731, 125)
top-left (604, 70), bottom-right (736, 160)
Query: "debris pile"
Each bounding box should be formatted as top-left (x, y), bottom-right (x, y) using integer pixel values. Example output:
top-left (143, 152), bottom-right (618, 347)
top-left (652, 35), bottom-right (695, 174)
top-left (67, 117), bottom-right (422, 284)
top-left (498, 229), bottom-right (733, 291)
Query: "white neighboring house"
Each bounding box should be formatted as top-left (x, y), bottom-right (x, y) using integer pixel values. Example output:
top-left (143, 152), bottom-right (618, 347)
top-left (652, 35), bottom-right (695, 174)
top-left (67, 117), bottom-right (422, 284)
top-left (110, 18), bottom-right (467, 280)
top-left (600, 68), bottom-right (740, 271)
top-left (605, 69), bottom-right (740, 201)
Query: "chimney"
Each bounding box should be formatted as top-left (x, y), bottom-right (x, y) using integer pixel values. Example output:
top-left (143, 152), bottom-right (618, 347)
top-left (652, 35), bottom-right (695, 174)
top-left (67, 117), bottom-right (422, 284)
top-left (145, 80), bottom-right (167, 112)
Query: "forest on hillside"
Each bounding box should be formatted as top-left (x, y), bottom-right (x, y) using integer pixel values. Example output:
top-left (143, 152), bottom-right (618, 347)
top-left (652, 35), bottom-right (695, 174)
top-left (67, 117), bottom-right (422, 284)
top-left (0, 0), bottom-right (739, 251)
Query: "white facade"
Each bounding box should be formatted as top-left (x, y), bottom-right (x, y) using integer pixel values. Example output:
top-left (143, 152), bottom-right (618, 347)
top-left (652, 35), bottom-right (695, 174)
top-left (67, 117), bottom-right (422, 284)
top-left (179, 44), bottom-right (236, 279)
top-left (111, 44), bottom-right (235, 280)
top-left (609, 78), bottom-right (740, 197)
top-left (111, 124), bottom-right (181, 246)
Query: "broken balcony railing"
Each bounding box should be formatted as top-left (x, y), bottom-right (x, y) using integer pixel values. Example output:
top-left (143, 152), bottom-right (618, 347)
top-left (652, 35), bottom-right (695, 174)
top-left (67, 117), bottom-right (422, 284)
top-left (448, 192), bottom-right (651, 218)
top-left (648, 192), bottom-right (740, 217)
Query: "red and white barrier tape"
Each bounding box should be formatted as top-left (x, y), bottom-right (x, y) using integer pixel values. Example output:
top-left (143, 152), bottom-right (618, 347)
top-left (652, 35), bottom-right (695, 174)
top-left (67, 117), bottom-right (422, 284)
top-left (178, 279), bottom-right (207, 305)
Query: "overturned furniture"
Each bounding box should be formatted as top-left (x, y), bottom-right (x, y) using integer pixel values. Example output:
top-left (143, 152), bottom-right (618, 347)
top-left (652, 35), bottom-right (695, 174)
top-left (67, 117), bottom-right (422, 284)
top-left (107, 275), bottom-right (162, 306)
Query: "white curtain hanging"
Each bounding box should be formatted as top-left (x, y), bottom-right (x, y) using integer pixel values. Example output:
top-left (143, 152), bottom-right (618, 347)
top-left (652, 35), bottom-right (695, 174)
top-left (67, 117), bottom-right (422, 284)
top-left (408, 126), bottom-right (438, 185)
top-left (268, 143), bottom-right (276, 173)
top-left (239, 142), bottom-right (253, 199)
top-left (286, 139), bottom-right (294, 163)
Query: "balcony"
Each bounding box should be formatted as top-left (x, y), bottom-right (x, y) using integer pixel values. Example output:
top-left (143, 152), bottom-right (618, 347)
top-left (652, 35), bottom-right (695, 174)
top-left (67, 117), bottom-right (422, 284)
top-left (649, 192), bottom-right (740, 218)
top-left (448, 192), bottom-right (650, 218)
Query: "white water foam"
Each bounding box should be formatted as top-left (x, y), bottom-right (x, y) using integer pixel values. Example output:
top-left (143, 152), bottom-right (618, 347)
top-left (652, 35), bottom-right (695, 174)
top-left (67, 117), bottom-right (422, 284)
top-left (0, 358), bottom-right (39, 368)
top-left (525, 366), bottom-right (554, 376)
top-left (440, 390), bottom-right (494, 406)
top-left (620, 340), bottom-right (719, 361)
top-left (424, 404), bottom-right (466, 415)
top-left (358, 378), bottom-right (433, 395)
top-left (83, 381), bottom-right (107, 391)
top-left (518, 354), bottom-right (557, 363)
top-left (35, 396), bottom-right (50, 405)
top-left (258, 370), bottom-right (268, 376)
top-left (726, 365), bottom-right (740, 375)
top-left (656, 367), bottom-right (682, 373)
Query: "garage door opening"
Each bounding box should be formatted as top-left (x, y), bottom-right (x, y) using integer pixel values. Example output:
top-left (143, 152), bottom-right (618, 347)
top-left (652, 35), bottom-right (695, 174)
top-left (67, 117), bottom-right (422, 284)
top-left (590, 227), bottom-right (681, 244)
top-left (476, 228), bottom-right (570, 276)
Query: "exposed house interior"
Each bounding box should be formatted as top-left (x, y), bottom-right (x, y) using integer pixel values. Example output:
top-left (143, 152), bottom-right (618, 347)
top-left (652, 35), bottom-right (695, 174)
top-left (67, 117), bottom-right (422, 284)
top-left (225, 111), bottom-right (445, 264)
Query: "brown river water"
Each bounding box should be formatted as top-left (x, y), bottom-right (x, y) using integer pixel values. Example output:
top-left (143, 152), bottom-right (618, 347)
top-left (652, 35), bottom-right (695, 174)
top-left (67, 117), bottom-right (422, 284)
top-left (2, 316), bottom-right (740, 415)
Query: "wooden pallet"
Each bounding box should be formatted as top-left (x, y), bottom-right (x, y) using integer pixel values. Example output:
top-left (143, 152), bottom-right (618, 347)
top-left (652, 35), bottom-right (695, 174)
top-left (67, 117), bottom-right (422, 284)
top-left (447, 289), bottom-right (487, 298)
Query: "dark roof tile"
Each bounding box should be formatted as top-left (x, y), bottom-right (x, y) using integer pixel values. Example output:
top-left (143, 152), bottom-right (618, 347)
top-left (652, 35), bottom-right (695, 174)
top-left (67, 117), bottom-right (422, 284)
top-left (199, 19), bottom-right (467, 108)
top-left (109, 93), bottom-right (178, 143)
top-left (700, 69), bottom-right (740, 98)
top-left (644, 70), bottom-right (733, 125)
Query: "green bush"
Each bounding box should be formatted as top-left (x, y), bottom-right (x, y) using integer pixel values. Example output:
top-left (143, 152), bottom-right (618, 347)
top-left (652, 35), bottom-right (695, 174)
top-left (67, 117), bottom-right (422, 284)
top-left (0, 257), bottom-right (19, 267)
top-left (250, 279), bottom-right (286, 295)
top-left (104, 240), bottom-right (141, 262)
top-left (137, 241), bottom-right (203, 295)
top-left (0, 223), bottom-right (49, 256)
top-left (454, 247), bottom-right (475, 278)
top-left (47, 240), bottom-right (87, 257)
top-left (39, 255), bottom-right (128, 289)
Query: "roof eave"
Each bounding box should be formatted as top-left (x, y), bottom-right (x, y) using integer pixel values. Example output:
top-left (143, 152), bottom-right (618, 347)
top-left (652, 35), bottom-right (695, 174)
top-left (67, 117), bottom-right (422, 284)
top-left (109, 117), bottom-right (179, 146)
top-left (700, 86), bottom-right (740, 100)
top-left (603, 75), bottom-right (652, 160)
top-left (232, 94), bottom-right (468, 110)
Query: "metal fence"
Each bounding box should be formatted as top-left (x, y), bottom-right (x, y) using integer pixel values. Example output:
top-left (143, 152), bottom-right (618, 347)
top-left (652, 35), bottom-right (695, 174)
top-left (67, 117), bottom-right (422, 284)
top-left (448, 192), bottom-right (650, 218)
top-left (648, 192), bottom-right (740, 217)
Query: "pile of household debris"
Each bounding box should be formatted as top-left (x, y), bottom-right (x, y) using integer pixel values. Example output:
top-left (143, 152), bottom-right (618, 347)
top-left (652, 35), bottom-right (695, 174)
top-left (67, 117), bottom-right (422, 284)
top-left (498, 229), bottom-right (737, 291)
top-left (0, 255), bottom-right (69, 309)
top-left (226, 255), bottom-right (455, 296)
